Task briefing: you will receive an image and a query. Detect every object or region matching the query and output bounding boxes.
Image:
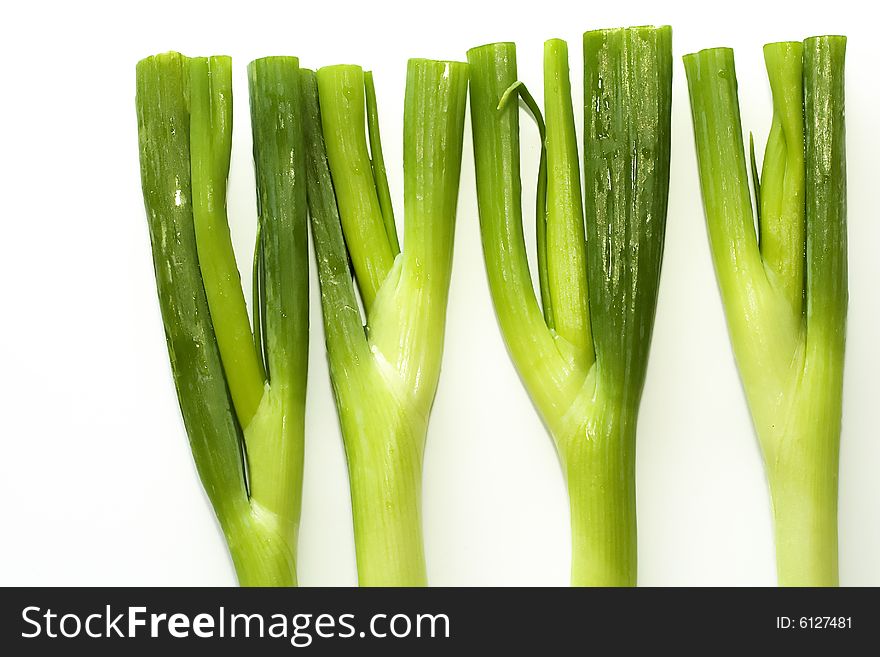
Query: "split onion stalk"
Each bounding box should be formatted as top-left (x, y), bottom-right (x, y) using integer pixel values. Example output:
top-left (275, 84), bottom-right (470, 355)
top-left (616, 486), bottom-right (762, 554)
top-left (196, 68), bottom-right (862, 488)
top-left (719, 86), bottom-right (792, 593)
top-left (467, 26), bottom-right (673, 586)
top-left (301, 60), bottom-right (468, 585)
top-left (684, 36), bottom-right (847, 586)
top-left (136, 53), bottom-right (308, 586)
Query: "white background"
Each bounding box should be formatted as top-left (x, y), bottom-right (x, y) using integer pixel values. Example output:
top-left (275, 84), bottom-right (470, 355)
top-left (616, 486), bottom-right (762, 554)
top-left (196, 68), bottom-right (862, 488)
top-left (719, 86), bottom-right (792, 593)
top-left (1, 0), bottom-right (876, 586)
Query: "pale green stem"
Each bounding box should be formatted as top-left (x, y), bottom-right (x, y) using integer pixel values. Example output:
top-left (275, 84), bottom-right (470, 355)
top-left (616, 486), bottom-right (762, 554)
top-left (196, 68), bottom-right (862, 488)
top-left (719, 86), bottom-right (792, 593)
top-left (563, 406), bottom-right (637, 587)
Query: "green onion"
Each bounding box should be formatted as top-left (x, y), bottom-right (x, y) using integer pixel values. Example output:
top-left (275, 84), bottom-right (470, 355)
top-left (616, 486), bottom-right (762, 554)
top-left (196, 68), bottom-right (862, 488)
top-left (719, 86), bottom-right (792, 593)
top-left (136, 52), bottom-right (308, 586)
top-left (467, 26), bottom-right (672, 586)
top-left (301, 59), bottom-right (468, 586)
top-left (684, 36), bottom-right (847, 586)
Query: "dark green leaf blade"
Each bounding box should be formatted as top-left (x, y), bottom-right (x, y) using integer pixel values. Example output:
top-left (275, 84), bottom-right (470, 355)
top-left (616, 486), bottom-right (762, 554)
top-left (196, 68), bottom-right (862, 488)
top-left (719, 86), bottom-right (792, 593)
top-left (804, 36), bottom-right (847, 346)
top-left (135, 52), bottom-right (249, 532)
top-left (583, 26), bottom-right (673, 408)
top-left (247, 57), bottom-right (310, 392)
top-left (300, 69), bottom-right (369, 373)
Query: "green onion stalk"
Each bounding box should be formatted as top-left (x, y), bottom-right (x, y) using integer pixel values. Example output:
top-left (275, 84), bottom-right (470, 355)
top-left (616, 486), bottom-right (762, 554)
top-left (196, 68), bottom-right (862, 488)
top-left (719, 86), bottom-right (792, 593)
top-left (467, 27), bottom-right (672, 586)
top-left (301, 60), bottom-right (468, 586)
top-left (136, 53), bottom-right (308, 586)
top-left (684, 36), bottom-right (847, 586)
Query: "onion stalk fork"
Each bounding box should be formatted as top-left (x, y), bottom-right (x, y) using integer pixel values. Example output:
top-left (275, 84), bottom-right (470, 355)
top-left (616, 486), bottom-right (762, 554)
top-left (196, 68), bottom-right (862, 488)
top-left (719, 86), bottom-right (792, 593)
top-left (684, 36), bottom-right (847, 586)
top-left (467, 26), bottom-right (673, 586)
top-left (301, 59), bottom-right (468, 586)
top-left (136, 53), bottom-right (308, 586)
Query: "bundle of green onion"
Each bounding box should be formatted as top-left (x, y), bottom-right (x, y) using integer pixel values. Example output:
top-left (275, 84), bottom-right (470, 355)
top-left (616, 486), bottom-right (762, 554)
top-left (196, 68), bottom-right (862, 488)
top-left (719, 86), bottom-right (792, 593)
top-left (135, 27), bottom-right (850, 589)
